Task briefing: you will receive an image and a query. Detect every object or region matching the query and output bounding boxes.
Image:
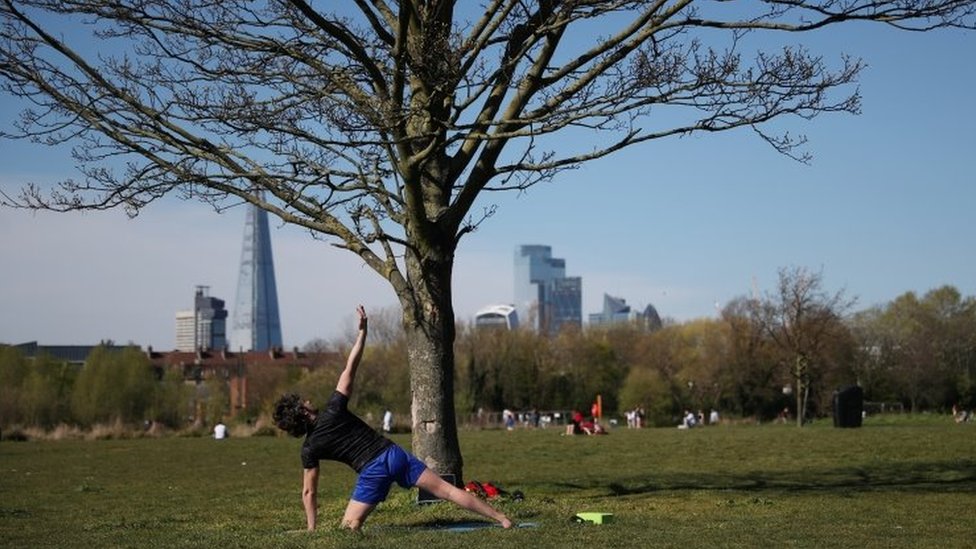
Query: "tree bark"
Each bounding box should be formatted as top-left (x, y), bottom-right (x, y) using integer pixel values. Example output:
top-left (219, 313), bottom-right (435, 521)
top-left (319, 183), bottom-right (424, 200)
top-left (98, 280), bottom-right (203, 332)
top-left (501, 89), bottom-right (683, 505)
top-left (795, 357), bottom-right (805, 427)
top-left (400, 242), bottom-right (463, 481)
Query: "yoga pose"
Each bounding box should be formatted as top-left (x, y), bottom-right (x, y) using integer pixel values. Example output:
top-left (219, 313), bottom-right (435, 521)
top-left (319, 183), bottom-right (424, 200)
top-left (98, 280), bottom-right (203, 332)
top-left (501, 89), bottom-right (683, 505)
top-left (273, 305), bottom-right (511, 531)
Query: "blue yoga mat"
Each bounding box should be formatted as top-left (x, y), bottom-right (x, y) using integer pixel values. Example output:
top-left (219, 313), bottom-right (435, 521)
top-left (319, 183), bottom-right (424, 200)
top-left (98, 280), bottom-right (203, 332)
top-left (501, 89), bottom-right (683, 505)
top-left (432, 521), bottom-right (539, 532)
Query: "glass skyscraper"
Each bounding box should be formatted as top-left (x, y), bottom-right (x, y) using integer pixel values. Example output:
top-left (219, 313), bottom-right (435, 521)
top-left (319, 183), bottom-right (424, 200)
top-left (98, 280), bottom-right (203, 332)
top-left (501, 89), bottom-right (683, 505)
top-left (230, 203), bottom-right (283, 351)
top-left (175, 286), bottom-right (228, 351)
top-left (514, 245), bottom-right (581, 335)
top-left (549, 276), bottom-right (582, 333)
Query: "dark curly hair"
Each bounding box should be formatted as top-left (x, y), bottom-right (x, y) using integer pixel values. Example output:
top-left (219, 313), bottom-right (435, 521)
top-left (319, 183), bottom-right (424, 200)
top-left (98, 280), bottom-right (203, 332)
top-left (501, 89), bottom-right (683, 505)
top-left (273, 393), bottom-right (311, 437)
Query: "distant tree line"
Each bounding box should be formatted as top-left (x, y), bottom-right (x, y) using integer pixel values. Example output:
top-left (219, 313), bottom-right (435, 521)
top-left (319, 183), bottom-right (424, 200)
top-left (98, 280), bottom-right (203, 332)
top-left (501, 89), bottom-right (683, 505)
top-left (2, 269), bottom-right (974, 432)
top-left (0, 345), bottom-right (190, 430)
top-left (448, 268), bottom-right (976, 426)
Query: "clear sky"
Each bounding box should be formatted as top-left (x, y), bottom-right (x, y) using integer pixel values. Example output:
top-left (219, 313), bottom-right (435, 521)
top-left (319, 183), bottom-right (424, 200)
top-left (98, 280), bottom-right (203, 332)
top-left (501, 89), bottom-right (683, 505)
top-left (1, 16), bottom-right (974, 350)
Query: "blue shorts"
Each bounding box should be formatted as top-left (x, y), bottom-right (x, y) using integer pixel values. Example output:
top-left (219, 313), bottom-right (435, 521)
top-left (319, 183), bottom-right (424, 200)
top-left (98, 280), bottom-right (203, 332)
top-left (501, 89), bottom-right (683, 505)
top-left (351, 445), bottom-right (427, 505)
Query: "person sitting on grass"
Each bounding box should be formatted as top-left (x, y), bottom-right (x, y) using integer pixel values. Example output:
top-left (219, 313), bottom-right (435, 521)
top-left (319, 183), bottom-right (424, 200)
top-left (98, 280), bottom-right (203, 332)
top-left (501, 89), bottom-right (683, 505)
top-left (580, 417), bottom-right (607, 435)
top-left (273, 305), bottom-right (512, 532)
top-left (564, 410), bottom-right (583, 435)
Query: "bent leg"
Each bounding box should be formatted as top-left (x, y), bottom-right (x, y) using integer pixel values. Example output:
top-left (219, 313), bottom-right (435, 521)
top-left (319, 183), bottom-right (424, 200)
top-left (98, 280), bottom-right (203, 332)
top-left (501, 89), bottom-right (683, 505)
top-left (341, 499), bottom-right (376, 531)
top-left (414, 470), bottom-right (512, 528)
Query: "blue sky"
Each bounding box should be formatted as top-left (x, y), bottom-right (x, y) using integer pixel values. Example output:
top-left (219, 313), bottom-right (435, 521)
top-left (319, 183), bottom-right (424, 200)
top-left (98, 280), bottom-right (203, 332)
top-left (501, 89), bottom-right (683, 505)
top-left (1, 16), bottom-right (974, 350)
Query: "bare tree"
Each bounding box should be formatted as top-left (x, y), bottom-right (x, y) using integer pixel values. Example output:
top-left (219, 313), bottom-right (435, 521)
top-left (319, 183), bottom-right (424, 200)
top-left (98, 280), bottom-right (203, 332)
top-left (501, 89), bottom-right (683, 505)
top-left (2, 1), bottom-right (973, 475)
top-left (754, 266), bottom-right (856, 425)
top-left (721, 296), bottom-right (782, 419)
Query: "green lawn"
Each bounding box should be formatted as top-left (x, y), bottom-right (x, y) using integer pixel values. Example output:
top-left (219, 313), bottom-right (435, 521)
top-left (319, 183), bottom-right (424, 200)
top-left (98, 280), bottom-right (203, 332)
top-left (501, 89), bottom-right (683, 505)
top-left (2, 417), bottom-right (975, 548)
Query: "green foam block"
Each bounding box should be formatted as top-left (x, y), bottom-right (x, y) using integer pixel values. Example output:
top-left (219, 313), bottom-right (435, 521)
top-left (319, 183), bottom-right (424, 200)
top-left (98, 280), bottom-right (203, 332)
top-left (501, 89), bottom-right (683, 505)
top-left (575, 512), bottom-right (614, 525)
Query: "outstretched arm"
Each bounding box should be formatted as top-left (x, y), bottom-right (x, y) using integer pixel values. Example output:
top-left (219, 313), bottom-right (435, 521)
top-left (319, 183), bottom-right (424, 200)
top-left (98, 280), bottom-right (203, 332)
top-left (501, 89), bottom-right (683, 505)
top-left (336, 305), bottom-right (367, 397)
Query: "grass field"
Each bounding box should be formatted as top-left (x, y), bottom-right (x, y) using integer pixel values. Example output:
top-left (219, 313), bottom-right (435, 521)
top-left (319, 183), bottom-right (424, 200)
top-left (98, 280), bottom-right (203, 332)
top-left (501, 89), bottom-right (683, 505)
top-left (2, 416), bottom-right (975, 548)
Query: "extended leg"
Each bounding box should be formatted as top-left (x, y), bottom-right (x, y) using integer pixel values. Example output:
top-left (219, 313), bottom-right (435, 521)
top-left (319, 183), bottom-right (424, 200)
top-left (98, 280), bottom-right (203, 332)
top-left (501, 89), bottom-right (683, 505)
top-left (414, 470), bottom-right (512, 528)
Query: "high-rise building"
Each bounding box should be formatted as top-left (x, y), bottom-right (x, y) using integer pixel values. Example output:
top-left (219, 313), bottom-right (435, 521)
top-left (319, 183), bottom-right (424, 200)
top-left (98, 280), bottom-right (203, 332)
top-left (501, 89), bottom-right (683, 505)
top-left (588, 293), bottom-right (663, 331)
top-left (641, 304), bottom-right (663, 331)
top-left (514, 245), bottom-right (582, 335)
top-left (175, 311), bottom-right (195, 351)
top-left (175, 286), bottom-right (228, 351)
top-left (230, 203), bottom-right (283, 351)
top-left (549, 276), bottom-right (582, 332)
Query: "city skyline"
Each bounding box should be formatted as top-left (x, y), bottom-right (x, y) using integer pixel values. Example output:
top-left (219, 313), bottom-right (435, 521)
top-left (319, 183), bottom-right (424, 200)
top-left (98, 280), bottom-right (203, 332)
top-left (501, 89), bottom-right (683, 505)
top-left (2, 23), bottom-right (974, 350)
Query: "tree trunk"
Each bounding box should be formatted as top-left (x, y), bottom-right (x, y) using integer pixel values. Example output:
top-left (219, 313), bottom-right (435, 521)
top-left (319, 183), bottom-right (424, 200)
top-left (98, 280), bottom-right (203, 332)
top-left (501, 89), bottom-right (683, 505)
top-left (401, 248), bottom-right (463, 483)
top-left (795, 379), bottom-right (803, 427)
top-left (795, 356), bottom-right (805, 427)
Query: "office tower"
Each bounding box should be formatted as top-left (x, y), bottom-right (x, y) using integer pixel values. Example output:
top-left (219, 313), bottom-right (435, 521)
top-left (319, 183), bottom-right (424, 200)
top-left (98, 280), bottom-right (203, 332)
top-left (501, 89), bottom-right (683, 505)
top-left (641, 304), bottom-right (663, 331)
top-left (588, 294), bottom-right (663, 331)
top-left (230, 203), bottom-right (283, 351)
top-left (514, 245), bottom-right (582, 335)
top-left (588, 293), bottom-right (636, 327)
top-left (174, 311), bottom-right (195, 351)
top-left (549, 276), bottom-right (582, 333)
top-left (474, 304), bottom-right (519, 330)
top-left (175, 286), bottom-right (228, 351)
top-left (514, 244), bottom-right (561, 331)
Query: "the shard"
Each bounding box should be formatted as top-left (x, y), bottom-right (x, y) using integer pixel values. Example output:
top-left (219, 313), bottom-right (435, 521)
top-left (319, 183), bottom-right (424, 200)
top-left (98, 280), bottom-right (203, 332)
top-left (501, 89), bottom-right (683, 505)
top-left (230, 203), bottom-right (283, 351)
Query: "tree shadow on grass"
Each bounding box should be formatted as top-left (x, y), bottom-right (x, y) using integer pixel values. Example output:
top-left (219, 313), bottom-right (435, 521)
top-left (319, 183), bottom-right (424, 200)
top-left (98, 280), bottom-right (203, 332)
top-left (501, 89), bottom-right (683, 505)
top-left (561, 459), bottom-right (976, 498)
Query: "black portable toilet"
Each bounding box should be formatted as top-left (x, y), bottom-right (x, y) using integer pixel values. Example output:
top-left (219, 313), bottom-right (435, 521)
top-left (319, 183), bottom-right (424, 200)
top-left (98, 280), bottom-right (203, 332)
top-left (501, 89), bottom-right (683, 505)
top-left (832, 385), bottom-right (863, 428)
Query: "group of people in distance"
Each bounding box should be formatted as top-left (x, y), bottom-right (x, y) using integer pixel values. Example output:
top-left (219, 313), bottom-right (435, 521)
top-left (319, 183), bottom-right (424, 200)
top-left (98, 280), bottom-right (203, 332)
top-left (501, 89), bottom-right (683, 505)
top-left (563, 409), bottom-right (607, 435)
top-left (678, 408), bottom-right (720, 429)
top-left (624, 405), bottom-right (646, 428)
